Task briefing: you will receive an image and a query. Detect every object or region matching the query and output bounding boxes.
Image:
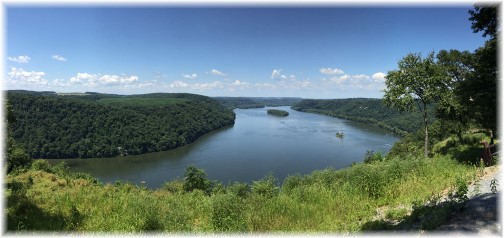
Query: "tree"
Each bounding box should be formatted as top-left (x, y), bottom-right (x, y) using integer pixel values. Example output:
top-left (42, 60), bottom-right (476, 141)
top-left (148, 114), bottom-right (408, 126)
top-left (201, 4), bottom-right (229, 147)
top-left (465, 5), bottom-right (498, 133)
top-left (383, 52), bottom-right (448, 157)
top-left (183, 165), bottom-right (211, 194)
top-left (435, 49), bottom-right (475, 140)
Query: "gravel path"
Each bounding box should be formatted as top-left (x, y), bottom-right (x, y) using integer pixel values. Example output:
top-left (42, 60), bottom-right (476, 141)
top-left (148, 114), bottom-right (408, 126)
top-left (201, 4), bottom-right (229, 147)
top-left (437, 165), bottom-right (501, 235)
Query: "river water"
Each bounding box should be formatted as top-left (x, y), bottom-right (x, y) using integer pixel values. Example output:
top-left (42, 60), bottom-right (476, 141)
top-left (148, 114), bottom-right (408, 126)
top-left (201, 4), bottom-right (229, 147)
top-left (49, 106), bottom-right (399, 188)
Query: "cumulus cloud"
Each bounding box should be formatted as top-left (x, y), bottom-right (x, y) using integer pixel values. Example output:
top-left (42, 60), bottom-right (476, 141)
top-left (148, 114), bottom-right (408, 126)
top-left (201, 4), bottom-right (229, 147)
top-left (8, 67), bottom-right (47, 85)
top-left (210, 69), bottom-right (227, 77)
top-left (320, 67), bottom-right (344, 75)
top-left (170, 80), bottom-right (189, 88)
top-left (372, 72), bottom-right (386, 81)
top-left (7, 56), bottom-right (30, 63)
top-left (182, 73), bottom-right (198, 79)
top-left (69, 72), bottom-right (138, 87)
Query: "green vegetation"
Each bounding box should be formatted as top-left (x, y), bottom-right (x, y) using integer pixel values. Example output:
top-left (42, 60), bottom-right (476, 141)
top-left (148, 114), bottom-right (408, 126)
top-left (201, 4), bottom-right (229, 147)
top-left (215, 97), bottom-right (302, 109)
top-left (96, 97), bottom-right (190, 107)
top-left (7, 91), bottom-right (235, 159)
top-left (292, 98), bottom-right (432, 136)
top-left (267, 109), bottom-right (289, 117)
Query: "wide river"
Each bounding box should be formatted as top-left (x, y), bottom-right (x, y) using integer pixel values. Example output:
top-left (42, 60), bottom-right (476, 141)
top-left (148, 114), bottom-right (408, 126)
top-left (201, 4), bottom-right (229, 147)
top-left (50, 106), bottom-right (399, 188)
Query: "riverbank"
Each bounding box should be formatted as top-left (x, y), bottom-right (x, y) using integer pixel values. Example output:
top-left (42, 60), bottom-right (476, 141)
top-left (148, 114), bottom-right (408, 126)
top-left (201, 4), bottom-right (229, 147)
top-left (6, 153), bottom-right (477, 232)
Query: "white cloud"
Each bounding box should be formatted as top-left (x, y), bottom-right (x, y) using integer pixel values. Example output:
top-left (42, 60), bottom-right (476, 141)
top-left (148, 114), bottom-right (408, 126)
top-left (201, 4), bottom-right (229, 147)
top-left (8, 67), bottom-right (47, 85)
top-left (170, 80), bottom-right (189, 88)
top-left (271, 69), bottom-right (294, 81)
top-left (52, 55), bottom-right (67, 62)
top-left (320, 67), bottom-right (344, 75)
top-left (69, 72), bottom-right (138, 87)
top-left (271, 69), bottom-right (282, 79)
top-left (210, 69), bottom-right (227, 77)
top-left (352, 74), bottom-right (370, 80)
top-left (372, 72), bottom-right (386, 81)
top-left (182, 73), bottom-right (198, 79)
top-left (7, 56), bottom-right (30, 63)
top-left (232, 80), bottom-right (250, 86)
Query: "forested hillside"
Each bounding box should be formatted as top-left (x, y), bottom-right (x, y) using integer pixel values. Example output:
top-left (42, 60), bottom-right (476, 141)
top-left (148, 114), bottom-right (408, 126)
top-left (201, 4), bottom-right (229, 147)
top-left (7, 91), bottom-right (235, 159)
top-left (215, 97), bottom-right (303, 109)
top-left (292, 98), bottom-right (435, 136)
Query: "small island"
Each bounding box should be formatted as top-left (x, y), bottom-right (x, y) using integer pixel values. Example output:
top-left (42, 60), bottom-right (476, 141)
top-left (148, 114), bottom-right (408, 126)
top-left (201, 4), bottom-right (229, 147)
top-left (267, 109), bottom-right (289, 117)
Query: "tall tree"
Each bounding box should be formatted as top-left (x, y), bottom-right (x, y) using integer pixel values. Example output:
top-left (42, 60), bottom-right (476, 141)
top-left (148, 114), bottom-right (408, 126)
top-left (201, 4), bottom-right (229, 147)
top-left (384, 52), bottom-right (448, 157)
top-left (465, 5), bottom-right (498, 133)
top-left (435, 49), bottom-right (475, 140)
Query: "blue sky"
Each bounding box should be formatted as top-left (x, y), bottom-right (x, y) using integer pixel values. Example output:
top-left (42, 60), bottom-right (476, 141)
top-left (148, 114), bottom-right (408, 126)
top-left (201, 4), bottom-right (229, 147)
top-left (5, 5), bottom-right (487, 98)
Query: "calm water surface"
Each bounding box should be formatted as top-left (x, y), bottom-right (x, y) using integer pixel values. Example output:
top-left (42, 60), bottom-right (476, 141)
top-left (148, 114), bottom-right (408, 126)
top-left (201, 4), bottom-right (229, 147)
top-left (50, 106), bottom-right (399, 188)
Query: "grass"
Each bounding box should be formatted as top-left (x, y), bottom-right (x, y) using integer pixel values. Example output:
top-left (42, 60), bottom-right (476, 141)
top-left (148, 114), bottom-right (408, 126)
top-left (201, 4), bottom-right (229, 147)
top-left (96, 97), bottom-right (190, 107)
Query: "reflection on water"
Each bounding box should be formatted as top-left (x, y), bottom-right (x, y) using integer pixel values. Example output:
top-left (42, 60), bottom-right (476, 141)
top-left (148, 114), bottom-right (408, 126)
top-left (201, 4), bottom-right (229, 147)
top-left (49, 106), bottom-right (399, 188)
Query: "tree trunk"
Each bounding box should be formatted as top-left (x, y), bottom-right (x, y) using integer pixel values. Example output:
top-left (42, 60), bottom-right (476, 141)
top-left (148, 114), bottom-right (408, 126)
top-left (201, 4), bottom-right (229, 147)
top-left (423, 101), bottom-right (429, 158)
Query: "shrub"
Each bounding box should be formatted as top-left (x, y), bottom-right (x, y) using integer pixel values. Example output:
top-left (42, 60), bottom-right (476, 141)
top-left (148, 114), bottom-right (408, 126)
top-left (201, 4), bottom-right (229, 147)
top-left (252, 173), bottom-right (279, 198)
top-left (363, 150), bottom-right (384, 164)
top-left (7, 138), bottom-right (32, 173)
top-left (30, 159), bottom-right (52, 172)
top-left (211, 194), bottom-right (247, 231)
top-left (183, 165), bottom-right (211, 194)
top-left (227, 182), bottom-right (251, 198)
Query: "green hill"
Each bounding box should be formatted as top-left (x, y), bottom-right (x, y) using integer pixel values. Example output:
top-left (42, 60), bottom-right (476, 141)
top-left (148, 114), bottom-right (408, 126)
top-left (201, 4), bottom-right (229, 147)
top-left (7, 91), bottom-right (235, 159)
top-left (292, 98), bottom-right (435, 136)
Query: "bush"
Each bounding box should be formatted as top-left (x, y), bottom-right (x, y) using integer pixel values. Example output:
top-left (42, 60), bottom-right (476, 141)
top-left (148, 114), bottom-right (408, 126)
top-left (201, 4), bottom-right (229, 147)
top-left (162, 179), bottom-right (184, 194)
top-left (363, 150), bottom-right (384, 164)
top-left (252, 173), bottom-right (279, 198)
top-left (211, 194), bottom-right (247, 231)
top-left (7, 138), bottom-right (32, 173)
top-left (30, 159), bottom-right (52, 172)
top-left (227, 182), bottom-right (250, 198)
top-left (183, 165), bottom-right (211, 194)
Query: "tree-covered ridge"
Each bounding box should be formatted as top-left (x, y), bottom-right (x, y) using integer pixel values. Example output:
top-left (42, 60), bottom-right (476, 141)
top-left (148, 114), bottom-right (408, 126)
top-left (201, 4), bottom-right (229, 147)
top-left (7, 91), bottom-right (235, 159)
top-left (215, 97), bottom-right (303, 109)
top-left (292, 98), bottom-right (435, 136)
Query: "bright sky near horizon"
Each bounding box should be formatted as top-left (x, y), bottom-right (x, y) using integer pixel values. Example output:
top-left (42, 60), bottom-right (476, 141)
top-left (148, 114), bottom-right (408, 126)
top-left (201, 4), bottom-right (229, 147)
top-left (5, 5), bottom-right (488, 99)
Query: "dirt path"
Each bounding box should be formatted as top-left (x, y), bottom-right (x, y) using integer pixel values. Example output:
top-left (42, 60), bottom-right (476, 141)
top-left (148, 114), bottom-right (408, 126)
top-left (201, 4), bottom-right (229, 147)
top-left (437, 165), bottom-right (500, 235)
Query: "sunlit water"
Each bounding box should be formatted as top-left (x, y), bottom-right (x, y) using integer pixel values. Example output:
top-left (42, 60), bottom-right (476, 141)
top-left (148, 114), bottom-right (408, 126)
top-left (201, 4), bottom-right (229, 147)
top-left (50, 106), bottom-right (399, 188)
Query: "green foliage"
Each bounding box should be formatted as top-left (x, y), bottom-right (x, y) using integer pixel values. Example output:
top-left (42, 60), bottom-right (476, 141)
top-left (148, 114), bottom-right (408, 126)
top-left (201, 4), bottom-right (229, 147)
top-left (211, 194), bottom-right (247, 231)
top-left (384, 52), bottom-right (449, 157)
top-left (292, 98), bottom-right (432, 136)
top-left (30, 159), bottom-right (52, 172)
top-left (7, 91), bottom-right (235, 159)
top-left (183, 165), bottom-right (212, 194)
top-left (6, 137), bottom-right (32, 173)
top-left (96, 97), bottom-right (190, 106)
top-left (363, 150), bottom-right (384, 164)
top-left (227, 182), bottom-right (251, 199)
top-left (252, 173), bottom-right (280, 198)
top-left (267, 109), bottom-right (289, 117)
